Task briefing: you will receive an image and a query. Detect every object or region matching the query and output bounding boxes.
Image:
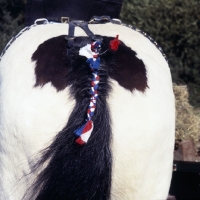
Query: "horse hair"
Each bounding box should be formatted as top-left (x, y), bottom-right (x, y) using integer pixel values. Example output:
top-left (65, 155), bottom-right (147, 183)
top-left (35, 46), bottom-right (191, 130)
top-left (27, 36), bottom-right (112, 200)
top-left (28, 35), bottom-right (147, 199)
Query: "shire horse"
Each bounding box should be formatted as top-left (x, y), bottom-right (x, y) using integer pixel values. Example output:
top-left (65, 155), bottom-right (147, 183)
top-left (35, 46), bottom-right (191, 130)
top-left (0, 17), bottom-right (175, 200)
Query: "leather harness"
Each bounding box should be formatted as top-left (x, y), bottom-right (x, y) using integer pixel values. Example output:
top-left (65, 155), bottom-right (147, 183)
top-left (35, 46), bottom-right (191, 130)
top-left (65, 16), bottom-right (121, 53)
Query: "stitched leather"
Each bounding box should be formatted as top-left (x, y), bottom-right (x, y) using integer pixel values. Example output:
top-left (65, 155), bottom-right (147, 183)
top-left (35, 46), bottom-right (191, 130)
top-left (25, 0), bottom-right (123, 26)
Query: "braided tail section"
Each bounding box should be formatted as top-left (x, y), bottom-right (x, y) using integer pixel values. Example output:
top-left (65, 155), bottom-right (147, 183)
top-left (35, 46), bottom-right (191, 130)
top-left (75, 44), bottom-right (101, 145)
top-left (26, 35), bottom-right (121, 200)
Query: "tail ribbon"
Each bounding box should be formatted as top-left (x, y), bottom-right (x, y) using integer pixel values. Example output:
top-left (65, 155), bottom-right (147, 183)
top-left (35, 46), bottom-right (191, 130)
top-left (75, 41), bottom-right (101, 145)
top-left (75, 35), bottom-right (120, 145)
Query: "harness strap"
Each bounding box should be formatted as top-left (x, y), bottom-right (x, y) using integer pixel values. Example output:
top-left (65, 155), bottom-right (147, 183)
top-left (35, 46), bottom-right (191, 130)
top-left (65, 22), bottom-right (76, 48)
top-left (73, 21), bottom-right (94, 37)
top-left (78, 22), bottom-right (103, 41)
top-left (65, 20), bottom-right (103, 53)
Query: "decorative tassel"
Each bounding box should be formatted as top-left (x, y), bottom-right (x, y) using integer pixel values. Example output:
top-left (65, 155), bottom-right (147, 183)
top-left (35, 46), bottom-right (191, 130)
top-left (91, 41), bottom-right (101, 53)
top-left (75, 120), bottom-right (94, 145)
top-left (110, 35), bottom-right (121, 51)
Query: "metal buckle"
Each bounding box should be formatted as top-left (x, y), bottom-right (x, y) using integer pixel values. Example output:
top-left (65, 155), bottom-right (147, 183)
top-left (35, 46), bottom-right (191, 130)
top-left (61, 17), bottom-right (69, 23)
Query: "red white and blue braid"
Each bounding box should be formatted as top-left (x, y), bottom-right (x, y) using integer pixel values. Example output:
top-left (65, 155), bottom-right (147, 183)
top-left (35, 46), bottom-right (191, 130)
top-left (75, 36), bottom-right (120, 145)
top-left (75, 41), bottom-right (101, 145)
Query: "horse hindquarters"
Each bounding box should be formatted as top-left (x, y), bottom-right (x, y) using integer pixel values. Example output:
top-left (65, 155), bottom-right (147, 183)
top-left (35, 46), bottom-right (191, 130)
top-left (109, 60), bottom-right (175, 199)
top-left (0, 22), bottom-right (175, 200)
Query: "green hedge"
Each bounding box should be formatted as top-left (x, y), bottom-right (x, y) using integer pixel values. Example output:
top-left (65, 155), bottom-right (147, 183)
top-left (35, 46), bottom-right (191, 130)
top-left (120, 0), bottom-right (200, 106)
top-left (0, 0), bottom-right (199, 105)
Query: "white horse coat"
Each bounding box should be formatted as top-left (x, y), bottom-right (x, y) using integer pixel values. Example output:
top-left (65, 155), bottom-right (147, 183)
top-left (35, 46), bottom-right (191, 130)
top-left (0, 21), bottom-right (175, 200)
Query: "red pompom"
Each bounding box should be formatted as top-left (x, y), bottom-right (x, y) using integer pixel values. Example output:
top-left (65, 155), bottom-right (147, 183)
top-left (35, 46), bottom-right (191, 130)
top-left (110, 35), bottom-right (120, 51)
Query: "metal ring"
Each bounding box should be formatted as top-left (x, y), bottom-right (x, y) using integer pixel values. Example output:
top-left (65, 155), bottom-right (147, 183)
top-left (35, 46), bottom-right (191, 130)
top-left (112, 18), bottom-right (122, 24)
top-left (34, 18), bottom-right (49, 25)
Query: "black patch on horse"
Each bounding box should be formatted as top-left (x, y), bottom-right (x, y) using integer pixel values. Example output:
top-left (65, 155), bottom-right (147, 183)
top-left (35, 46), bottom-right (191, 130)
top-left (32, 35), bottom-right (148, 92)
top-left (101, 37), bottom-right (148, 92)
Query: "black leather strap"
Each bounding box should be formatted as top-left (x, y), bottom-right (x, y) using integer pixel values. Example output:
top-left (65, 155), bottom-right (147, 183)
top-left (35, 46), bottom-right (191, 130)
top-left (65, 20), bottom-right (103, 55)
top-left (73, 21), bottom-right (94, 38)
top-left (65, 22), bottom-right (76, 48)
top-left (66, 21), bottom-right (103, 42)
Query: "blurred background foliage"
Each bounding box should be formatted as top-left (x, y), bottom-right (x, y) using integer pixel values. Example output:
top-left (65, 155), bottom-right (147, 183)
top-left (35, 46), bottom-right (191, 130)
top-left (0, 0), bottom-right (200, 106)
top-left (120, 0), bottom-right (200, 106)
top-left (0, 0), bottom-right (25, 51)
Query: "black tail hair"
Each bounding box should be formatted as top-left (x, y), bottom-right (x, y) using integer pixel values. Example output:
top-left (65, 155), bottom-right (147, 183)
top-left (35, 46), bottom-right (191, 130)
top-left (28, 34), bottom-right (147, 200)
top-left (27, 36), bottom-right (112, 200)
